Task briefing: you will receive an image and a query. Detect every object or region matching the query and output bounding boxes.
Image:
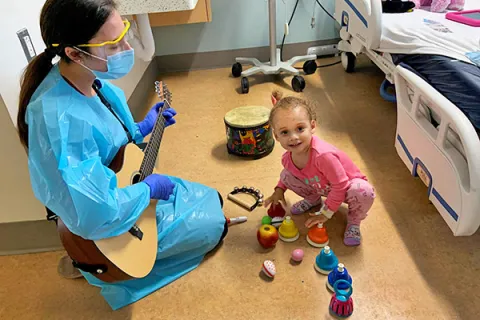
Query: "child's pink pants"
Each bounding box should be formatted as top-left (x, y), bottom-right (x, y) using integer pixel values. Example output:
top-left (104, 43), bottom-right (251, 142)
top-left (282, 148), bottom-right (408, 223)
top-left (279, 169), bottom-right (375, 225)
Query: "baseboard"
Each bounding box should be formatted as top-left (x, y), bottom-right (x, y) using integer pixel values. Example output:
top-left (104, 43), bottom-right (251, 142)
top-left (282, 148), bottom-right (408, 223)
top-left (155, 39), bottom-right (340, 73)
top-left (128, 58), bottom-right (161, 121)
top-left (0, 220), bottom-right (63, 256)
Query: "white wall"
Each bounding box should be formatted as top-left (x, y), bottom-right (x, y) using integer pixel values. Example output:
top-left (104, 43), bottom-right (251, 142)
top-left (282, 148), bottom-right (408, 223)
top-left (0, 1), bottom-right (47, 126)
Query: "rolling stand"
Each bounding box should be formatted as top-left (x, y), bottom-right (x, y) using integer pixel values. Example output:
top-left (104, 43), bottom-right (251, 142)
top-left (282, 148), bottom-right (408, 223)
top-left (231, 0), bottom-right (318, 93)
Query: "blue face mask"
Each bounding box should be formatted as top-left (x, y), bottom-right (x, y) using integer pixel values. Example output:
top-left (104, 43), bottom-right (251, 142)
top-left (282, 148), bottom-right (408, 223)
top-left (76, 47), bottom-right (135, 80)
top-left (466, 51), bottom-right (480, 67)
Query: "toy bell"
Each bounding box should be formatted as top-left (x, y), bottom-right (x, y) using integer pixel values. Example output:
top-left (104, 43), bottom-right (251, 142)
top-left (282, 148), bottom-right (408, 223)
top-left (314, 246), bottom-right (338, 275)
top-left (278, 216), bottom-right (299, 242)
top-left (327, 263), bottom-right (352, 291)
top-left (329, 279), bottom-right (354, 318)
top-left (306, 222), bottom-right (329, 247)
top-left (268, 203), bottom-right (286, 218)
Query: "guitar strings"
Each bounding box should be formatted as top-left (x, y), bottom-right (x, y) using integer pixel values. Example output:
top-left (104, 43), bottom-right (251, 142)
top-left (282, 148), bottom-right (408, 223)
top-left (138, 92), bottom-right (171, 182)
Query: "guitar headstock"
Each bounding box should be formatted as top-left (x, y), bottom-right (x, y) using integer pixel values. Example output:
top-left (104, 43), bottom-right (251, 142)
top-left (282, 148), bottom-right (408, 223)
top-left (154, 80), bottom-right (172, 105)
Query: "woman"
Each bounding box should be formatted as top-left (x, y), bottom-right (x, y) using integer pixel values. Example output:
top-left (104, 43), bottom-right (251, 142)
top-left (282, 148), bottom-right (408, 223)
top-left (18, 0), bottom-right (227, 310)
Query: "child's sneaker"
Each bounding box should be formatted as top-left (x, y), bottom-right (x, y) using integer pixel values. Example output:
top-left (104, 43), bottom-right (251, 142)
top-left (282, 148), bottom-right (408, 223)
top-left (343, 224), bottom-right (361, 246)
top-left (291, 199), bottom-right (320, 215)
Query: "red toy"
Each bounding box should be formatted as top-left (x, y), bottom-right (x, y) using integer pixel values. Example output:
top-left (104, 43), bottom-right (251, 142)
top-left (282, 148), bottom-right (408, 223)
top-left (268, 203), bottom-right (286, 218)
top-left (329, 280), bottom-right (354, 318)
top-left (257, 225), bottom-right (279, 248)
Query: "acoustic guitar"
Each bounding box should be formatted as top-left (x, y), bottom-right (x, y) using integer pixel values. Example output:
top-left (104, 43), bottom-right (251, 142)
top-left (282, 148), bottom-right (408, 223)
top-left (50, 81), bottom-right (172, 283)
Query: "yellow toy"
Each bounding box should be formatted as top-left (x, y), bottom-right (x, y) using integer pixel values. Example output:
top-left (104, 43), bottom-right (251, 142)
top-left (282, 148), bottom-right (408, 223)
top-left (278, 216), bottom-right (299, 242)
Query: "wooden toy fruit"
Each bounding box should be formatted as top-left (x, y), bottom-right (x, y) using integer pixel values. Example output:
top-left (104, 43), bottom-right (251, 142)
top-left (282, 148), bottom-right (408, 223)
top-left (257, 224), bottom-right (279, 248)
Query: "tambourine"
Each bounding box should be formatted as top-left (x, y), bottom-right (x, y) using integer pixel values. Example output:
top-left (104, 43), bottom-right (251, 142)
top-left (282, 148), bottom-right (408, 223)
top-left (227, 186), bottom-right (263, 211)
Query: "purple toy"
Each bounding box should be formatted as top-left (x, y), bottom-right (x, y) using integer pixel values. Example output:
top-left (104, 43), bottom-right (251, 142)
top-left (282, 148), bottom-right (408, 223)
top-left (411, 0), bottom-right (464, 13)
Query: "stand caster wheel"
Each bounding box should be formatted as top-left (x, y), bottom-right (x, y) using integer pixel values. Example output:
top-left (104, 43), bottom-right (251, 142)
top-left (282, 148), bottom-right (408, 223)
top-left (341, 52), bottom-right (356, 73)
top-left (292, 75), bottom-right (306, 92)
top-left (241, 77), bottom-right (249, 94)
top-left (303, 60), bottom-right (317, 75)
top-left (232, 62), bottom-right (242, 78)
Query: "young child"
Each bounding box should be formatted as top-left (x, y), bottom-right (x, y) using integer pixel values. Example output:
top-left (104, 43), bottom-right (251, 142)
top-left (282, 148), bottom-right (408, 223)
top-left (264, 91), bottom-right (375, 246)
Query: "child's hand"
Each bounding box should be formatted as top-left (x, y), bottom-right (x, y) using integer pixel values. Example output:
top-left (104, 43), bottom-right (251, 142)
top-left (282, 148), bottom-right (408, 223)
top-left (264, 188), bottom-right (286, 208)
top-left (305, 214), bottom-right (328, 228)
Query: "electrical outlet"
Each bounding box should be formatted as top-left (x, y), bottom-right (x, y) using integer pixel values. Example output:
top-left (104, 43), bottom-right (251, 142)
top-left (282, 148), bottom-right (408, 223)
top-left (307, 44), bottom-right (339, 57)
top-left (17, 28), bottom-right (36, 62)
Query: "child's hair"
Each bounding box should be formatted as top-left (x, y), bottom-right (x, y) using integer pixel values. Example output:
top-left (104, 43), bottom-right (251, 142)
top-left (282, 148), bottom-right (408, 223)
top-left (269, 90), bottom-right (317, 126)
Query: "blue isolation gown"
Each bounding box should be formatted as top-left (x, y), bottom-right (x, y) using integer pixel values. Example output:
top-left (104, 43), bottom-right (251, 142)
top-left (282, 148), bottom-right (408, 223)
top-left (26, 64), bottom-right (226, 310)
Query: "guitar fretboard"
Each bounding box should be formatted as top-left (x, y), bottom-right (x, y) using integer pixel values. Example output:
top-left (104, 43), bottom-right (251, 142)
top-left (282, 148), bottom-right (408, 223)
top-left (139, 100), bottom-right (171, 180)
top-left (137, 81), bottom-right (171, 181)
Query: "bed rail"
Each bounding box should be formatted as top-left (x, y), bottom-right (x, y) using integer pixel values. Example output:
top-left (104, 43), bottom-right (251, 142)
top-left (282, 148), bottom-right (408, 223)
top-left (334, 0), bottom-right (382, 50)
top-left (394, 65), bottom-right (480, 236)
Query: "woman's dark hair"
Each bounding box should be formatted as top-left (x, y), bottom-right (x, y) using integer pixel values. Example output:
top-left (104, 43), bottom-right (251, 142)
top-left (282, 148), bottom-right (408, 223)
top-left (17, 0), bottom-right (117, 147)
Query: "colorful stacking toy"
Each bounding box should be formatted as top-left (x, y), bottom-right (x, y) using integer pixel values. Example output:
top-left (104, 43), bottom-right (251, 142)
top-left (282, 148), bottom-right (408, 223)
top-left (314, 246), bottom-right (338, 274)
top-left (278, 216), bottom-right (299, 242)
top-left (327, 263), bottom-right (352, 291)
top-left (306, 222), bottom-right (329, 247)
top-left (329, 280), bottom-right (354, 318)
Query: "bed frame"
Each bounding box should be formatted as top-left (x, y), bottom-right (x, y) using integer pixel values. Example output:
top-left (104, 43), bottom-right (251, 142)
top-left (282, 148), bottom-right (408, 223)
top-left (334, 0), bottom-right (480, 236)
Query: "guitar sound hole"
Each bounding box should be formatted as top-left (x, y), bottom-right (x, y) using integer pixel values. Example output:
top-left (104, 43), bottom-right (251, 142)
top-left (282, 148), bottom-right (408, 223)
top-left (131, 173), bottom-right (141, 185)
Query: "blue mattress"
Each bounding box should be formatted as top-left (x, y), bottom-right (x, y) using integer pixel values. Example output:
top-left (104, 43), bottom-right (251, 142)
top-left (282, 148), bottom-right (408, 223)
top-left (391, 54), bottom-right (480, 132)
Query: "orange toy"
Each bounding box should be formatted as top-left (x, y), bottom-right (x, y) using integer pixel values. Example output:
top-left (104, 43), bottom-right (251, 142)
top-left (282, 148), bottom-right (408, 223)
top-left (306, 222), bottom-right (329, 247)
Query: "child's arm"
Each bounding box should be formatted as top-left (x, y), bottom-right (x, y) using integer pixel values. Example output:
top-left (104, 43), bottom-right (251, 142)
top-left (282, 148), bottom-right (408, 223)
top-left (316, 153), bottom-right (350, 216)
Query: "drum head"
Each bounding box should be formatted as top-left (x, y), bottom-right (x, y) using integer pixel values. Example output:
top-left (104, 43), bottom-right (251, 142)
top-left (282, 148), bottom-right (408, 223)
top-left (224, 106), bottom-right (270, 128)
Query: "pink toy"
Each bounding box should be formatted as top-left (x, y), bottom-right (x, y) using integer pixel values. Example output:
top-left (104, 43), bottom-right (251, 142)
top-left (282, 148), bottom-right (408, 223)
top-left (446, 10), bottom-right (480, 27)
top-left (291, 249), bottom-right (304, 262)
top-left (411, 0), bottom-right (464, 12)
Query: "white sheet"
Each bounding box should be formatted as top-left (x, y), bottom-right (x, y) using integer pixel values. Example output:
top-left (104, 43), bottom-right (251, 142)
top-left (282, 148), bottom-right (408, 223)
top-left (378, 0), bottom-right (480, 63)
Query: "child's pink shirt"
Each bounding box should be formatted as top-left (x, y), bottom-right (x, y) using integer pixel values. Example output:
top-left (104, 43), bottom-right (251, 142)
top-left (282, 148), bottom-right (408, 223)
top-left (277, 136), bottom-right (367, 212)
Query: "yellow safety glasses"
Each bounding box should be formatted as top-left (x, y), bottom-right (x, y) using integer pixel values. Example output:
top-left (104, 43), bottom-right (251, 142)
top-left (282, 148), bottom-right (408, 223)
top-left (51, 20), bottom-right (131, 49)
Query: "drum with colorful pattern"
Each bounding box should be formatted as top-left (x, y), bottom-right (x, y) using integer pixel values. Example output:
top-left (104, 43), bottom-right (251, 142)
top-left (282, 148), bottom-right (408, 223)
top-left (224, 106), bottom-right (274, 159)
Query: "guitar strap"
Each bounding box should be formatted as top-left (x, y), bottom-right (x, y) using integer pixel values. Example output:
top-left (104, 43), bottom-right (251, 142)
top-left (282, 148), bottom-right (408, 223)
top-left (92, 80), bottom-right (133, 144)
top-left (91, 81), bottom-right (144, 240)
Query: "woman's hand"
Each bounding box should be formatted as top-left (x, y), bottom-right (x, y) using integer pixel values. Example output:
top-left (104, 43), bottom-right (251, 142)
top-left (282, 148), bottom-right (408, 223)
top-left (138, 102), bottom-right (177, 137)
top-left (264, 188), bottom-right (286, 208)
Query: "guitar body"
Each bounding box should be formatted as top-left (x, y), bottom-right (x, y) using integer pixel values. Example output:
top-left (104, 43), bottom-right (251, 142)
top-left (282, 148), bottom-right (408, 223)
top-left (54, 143), bottom-right (159, 283)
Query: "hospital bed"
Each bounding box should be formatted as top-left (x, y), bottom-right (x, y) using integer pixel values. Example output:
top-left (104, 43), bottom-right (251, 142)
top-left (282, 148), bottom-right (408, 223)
top-left (334, 0), bottom-right (480, 236)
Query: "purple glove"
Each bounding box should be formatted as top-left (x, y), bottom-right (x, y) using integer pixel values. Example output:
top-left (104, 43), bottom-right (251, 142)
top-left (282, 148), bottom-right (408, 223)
top-left (143, 174), bottom-right (175, 200)
top-left (137, 102), bottom-right (177, 137)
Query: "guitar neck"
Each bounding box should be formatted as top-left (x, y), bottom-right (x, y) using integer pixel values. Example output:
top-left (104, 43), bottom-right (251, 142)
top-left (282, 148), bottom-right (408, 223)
top-left (138, 101), bottom-right (170, 181)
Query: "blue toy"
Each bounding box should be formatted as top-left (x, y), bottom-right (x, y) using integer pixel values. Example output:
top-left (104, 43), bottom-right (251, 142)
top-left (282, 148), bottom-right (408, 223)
top-left (327, 263), bottom-right (353, 291)
top-left (314, 246), bottom-right (338, 275)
